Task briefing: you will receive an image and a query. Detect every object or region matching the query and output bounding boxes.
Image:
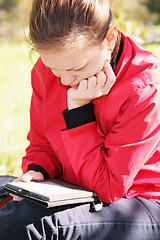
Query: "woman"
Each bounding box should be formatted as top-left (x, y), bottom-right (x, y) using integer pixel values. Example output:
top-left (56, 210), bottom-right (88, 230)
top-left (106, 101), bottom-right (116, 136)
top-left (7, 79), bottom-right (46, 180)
top-left (0, 0), bottom-right (160, 239)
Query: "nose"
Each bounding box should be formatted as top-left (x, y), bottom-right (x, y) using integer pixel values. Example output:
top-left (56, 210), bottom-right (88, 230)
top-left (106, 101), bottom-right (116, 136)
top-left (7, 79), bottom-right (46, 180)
top-left (61, 73), bottom-right (76, 85)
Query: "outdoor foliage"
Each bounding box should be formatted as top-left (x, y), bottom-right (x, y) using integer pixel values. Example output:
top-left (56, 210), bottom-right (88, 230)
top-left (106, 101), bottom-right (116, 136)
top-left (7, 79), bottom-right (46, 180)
top-left (0, 43), bottom-right (33, 176)
top-left (111, 0), bottom-right (160, 43)
top-left (145, 0), bottom-right (160, 13)
top-left (0, 0), bottom-right (160, 42)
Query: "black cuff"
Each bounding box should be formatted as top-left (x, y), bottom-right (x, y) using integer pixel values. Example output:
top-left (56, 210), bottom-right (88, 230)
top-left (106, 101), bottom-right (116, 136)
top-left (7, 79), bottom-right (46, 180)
top-left (29, 165), bottom-right (50, 180)
top-left (62, 102), bottom-right (96, 130)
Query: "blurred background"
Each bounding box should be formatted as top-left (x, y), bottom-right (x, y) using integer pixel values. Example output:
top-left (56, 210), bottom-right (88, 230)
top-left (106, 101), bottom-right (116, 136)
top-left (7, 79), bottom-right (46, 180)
top-left (0, 0), bottom-right (160, 177)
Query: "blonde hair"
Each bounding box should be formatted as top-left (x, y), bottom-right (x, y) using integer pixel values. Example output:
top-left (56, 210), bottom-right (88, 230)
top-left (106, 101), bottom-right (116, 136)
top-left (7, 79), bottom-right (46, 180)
top-left (29, 0), bottom-right (112, 50)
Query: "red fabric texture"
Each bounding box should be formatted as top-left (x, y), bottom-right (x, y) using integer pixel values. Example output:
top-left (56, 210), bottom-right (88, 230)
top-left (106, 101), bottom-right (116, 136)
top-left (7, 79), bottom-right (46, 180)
top-left (22, 33), bottom-right (160, 203)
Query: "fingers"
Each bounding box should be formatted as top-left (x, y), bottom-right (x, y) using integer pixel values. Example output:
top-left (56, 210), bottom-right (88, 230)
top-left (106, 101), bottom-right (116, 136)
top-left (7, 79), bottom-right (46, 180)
top-left (10, 171), bottom-right (44, 201)
top-left (102, 62), bottom-right (116, 94)
top-left (10, 172), bottom-right (33, 201)
top-left (95, 71), bottom-right (106, 87)
top-left (22, 170), bottom-right (44, 182)
top-left (10, 176), bottom-right (26, 201)
top-left (88, 76), bottom-right (97, 89)
top-left (13, 172), bottom-right (33, 183)
top-left (103, 62), bottom-right (116, 81)
top-left (79, 73), bottom-right (106, 89)
top-left (20, 172), bottom-right (33, 182)
top-left (10, 194), bottom-right (23, 201)
top-left (77, 64), bottom-right (115, 98)
top-left (67, 62), bottom-right (116, 109)
top-left (78, 79), bottom-right (88, 92)
top-left (87, 62), bottom-right (115, 96)
top-left (21, 172), bottom-right (35, 182)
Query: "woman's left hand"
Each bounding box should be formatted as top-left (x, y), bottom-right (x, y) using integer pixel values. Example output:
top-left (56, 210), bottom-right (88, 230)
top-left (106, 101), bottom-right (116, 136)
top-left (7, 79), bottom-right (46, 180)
top-left (68, 62), bottom-right (116, 110)
top-left (10, 171), bottom-right (44, 201)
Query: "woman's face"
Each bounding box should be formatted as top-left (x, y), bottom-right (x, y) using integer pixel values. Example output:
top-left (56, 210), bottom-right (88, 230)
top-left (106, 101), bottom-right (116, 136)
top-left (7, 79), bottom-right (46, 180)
top-left (39, 40), bottom-right (111, 87)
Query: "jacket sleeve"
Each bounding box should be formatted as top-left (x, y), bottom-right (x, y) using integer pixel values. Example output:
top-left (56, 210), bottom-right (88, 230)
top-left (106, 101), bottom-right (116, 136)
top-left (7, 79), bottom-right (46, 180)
top-left (61, 83), bottom-right (160, 203)
top-left (22, 64), bottom-right (62, 179)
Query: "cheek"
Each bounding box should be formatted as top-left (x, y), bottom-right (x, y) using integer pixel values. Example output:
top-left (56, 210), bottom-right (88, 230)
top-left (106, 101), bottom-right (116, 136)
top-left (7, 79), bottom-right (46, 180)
top-left (105, 51), bottom-right (112, 63)
top-left (85, 62), bottom-right (104, 77)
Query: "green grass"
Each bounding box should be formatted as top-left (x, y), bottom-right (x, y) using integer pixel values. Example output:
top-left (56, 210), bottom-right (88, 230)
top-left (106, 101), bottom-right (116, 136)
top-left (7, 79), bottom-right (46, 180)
top-left (0, 41), bottom-right (160, 177)
top-left (144, 43), bottom-right (160, 58)
top-left (0, 42), bottom-right (38, 176)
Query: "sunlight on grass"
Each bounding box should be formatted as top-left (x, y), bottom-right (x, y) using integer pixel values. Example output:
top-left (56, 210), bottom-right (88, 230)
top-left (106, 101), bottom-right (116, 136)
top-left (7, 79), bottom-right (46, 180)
top-left (0, 42), bottom-right (38, 176)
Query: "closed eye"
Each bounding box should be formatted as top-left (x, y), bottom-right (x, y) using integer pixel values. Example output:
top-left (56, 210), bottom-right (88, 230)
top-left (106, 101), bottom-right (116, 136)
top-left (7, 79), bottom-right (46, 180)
top-left (46, 63), bottom-right (88, 72)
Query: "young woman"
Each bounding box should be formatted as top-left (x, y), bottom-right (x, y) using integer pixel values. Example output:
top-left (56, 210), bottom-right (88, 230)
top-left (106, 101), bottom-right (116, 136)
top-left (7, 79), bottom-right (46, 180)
top-left (0, 0), bottom-right (160, 239)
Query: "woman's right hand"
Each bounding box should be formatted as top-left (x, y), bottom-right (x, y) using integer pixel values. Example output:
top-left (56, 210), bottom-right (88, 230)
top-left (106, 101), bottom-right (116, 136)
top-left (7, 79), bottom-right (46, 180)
top-left (11, 170), bottom-right (44, 201)
top-left (68, 62), bottom-right (116, 110)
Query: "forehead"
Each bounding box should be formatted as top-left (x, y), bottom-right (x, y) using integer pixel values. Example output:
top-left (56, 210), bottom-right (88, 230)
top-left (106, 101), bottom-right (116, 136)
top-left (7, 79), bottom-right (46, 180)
top-left (39, 44), bottom-right (101, 70)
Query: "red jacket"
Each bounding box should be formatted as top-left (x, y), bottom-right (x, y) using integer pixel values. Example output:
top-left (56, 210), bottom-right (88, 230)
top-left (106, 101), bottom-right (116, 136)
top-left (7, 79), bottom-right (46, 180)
top-left (22, 33), bottom-right (160, 203)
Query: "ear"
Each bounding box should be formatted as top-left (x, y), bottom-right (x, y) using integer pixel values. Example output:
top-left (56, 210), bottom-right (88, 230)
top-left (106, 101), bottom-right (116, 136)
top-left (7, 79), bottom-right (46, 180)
top-left (105, 25), bottom-right (118, 51)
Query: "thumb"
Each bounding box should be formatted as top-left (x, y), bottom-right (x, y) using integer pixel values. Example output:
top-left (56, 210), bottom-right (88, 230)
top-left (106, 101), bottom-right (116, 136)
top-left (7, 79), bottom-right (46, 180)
top-left (21, 172), bottom-right (33, 182)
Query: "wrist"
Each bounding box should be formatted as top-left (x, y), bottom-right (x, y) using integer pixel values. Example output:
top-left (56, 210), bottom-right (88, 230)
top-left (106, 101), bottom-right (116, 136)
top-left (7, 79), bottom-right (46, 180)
top-left (68, 99), bottom-right (91, 110)
top-left (29, 165), bottom-right (50, 180)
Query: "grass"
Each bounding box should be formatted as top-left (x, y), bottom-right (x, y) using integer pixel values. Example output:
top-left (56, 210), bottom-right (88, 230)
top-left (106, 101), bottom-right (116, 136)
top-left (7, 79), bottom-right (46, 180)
top-left (144, 43), bottom-right (160, 58)
top-left (0, 41), bottom-right (37, 176)
top-left (0, 41), bottom-right (160, 177)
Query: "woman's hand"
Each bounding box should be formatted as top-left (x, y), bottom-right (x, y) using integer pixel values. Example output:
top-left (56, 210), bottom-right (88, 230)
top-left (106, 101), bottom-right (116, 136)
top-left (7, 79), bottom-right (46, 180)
top-left (11, 170), bottom-right (44, 201)
top-left (68, 62), bottom-right (116, 110)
